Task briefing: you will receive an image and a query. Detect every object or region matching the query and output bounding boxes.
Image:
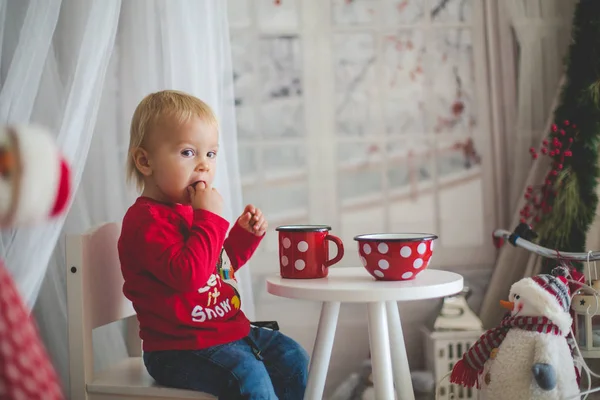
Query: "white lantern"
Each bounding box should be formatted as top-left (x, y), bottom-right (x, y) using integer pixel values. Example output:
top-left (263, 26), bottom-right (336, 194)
top-left (422, 287), bottom-right (483, 400)
top-left (572, 279), bottom-right (600, 358)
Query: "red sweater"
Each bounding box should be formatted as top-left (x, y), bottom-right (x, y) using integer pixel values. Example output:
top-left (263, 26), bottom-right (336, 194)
top-left (118, 197), bottom-right (263, 351)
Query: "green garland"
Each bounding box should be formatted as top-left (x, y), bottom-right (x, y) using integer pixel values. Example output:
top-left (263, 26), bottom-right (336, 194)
top-left (532, 0), bottom-right (600, 273)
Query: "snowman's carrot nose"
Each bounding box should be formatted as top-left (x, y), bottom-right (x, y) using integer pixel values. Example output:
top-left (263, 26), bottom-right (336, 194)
top-left (500, 300), bottom-right (515, 311)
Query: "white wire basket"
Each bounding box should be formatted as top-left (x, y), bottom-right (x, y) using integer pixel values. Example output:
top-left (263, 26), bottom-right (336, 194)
top-left (422, 326), bottom-right (482, 400)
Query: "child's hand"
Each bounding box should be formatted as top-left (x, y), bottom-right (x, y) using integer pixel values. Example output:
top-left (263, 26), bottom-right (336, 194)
top-left (188, 182), bottom-right (223, 215)
top-left (237, 204), bottom-right (268, 236)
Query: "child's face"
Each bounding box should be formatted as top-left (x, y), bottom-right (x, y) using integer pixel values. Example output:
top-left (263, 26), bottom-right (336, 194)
top-left (142, 116), bottom-right (219, 204)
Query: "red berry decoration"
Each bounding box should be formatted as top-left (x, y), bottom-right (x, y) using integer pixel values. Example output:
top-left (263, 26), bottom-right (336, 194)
top-left (452, 101), bottom-right (465, 116)
top-left (517, 118), bottom-right (579, 230)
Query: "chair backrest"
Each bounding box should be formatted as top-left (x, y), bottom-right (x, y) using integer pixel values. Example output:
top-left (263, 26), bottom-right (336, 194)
top-left (66, 222), bottom-right (140, 399)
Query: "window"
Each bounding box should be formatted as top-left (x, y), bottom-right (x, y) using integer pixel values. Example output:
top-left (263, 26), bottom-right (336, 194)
top-left (229, 0), bottom-right (495, 275)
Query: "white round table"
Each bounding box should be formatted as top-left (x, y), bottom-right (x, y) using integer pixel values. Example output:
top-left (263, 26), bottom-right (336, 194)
top-left (267, 267), bottom-right (463, 400)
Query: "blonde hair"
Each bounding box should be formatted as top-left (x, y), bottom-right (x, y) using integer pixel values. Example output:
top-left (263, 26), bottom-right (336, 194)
top-left (127, 90), bottom-right (218, 191)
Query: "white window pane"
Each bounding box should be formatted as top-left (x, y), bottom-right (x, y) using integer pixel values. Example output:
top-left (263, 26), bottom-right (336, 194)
top-left (332, 0), bottom-right (378, 25)
top-left (227, 0), bottom-right (252, 28)
top-left (439, 180), bottom-right (484, 247)
top-left (231, 31), bottom-right (257, 139)
top-left (436, 137), bottom-right (481, 178)
top-left (257, 0), bottom-right (299, 30)
top-left (238, 145), bottom-right (259, 179)
top-left (386, 139), bottom-right (432, 190)
top-left (338, 141), bottom-right (382, 166)
top-left (340, 208), bottom-right (386, 254)
top-left (429, 28), bottom-right (476, 135)
top-left (338, 169), bottom-right (383, 204)
top-left (334, 33), bottom-right (378, 137)
top-left (243, 181), bottom-right (308, 223)
top-left (383, 0), bottom-right (425, 26)
top-left (260, 36), bottom-right (302, 101)
top-left (259, 35), bottom-right (304, 138)
top-left (232, 31), bottom-right (255, 106)
top-left (235, 105), bottom-right (256, 140)
top-left (436, 137), bottom-right (484, 247)
top-left (383, 29), bottom-right (427, 135)
top-left (386, 139), bottom-right (436, 238)
top-left (338, 142), bottom-right (384, 204)
top-left (260, 100), bottom-right (304, 138)
top-left (262, 144), bottom-right (307, 175)
top-left (389, 193), bottom-right (436, 236)
top-left (431, 0), bottom-right (472, 24)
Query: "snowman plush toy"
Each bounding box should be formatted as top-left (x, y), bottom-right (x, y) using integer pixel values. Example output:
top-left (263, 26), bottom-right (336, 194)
top-left (0, 125), bottom-right (71, 399)
top-left (450, 270), bottom-right (581, 400)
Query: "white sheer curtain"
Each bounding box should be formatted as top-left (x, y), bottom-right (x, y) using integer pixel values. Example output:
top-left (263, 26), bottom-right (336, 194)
top-left (479, 0), bottom-right (575, 328)
top-left (1, 0), bottom-right (251, 393)
top-left (504, 0), bottom-right (575, 210)
top-left (0, 0), bottom-right (120, 306)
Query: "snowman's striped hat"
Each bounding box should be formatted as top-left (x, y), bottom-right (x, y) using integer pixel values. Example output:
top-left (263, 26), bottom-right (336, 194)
top-left (531, 274), bottom-right (571, 312)
top-left (511, 273), bottom-right (572, 334)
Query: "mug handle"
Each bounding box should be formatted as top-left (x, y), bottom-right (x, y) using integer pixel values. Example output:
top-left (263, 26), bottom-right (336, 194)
top-left (324, 235), bottom-right (344, 267)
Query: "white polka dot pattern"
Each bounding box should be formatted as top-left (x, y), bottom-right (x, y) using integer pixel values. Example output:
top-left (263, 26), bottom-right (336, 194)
top-left (0, 263), bottom-right (64, 399)
top-left (400, 246), bottom-right (411, 258)
top-left (282, 238), bottom-right (291, 249)
top-left (358, 238), bottom-right (436, 281)
top-left (295, 259), bottom-right (306, 270)
top-left (297, 241), bottom-right (309, 252)
top-left (281, 256), bottom-right (289, 267)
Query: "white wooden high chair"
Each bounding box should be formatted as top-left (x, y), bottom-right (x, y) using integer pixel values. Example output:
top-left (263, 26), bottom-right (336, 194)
top-left (66, 222), bottom-right (215, 400)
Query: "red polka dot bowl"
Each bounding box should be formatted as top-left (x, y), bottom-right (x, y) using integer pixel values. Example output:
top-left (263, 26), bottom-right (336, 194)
top-left (354, 233), bottom-right (438, 281)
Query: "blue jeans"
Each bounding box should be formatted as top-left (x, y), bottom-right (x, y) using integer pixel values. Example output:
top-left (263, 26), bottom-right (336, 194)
top-left (143, 327), bottom-right (309, 399)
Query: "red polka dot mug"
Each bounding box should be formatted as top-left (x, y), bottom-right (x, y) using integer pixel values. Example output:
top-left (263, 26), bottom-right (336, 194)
top-left (276, 225), bottom-right (345, 279)
top-left (354, 233), bottom-right (438, 281)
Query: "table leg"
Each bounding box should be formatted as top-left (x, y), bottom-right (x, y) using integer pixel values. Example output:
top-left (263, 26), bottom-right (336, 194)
top-left (304, 301), bottom-right (340, 400)
top-left (386, 301), bottom-right (415, 400)
top-left (367, 301), bottom-right (395, 400)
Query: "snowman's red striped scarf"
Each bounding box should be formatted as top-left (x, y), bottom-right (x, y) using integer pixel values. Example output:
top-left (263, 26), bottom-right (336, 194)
top-left (450, 315), bottom-right (576, 388)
